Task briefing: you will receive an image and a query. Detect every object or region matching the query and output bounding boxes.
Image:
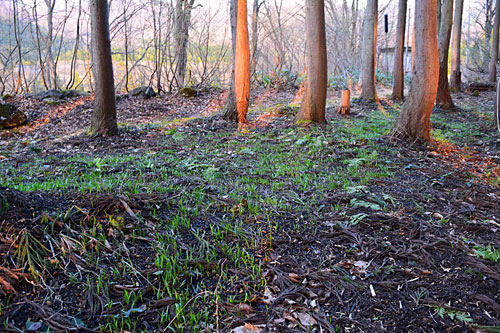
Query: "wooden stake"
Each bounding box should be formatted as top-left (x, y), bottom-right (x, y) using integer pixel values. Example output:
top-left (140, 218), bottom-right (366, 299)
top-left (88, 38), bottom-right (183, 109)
top-left (338, 89), bottom-right (350, 115)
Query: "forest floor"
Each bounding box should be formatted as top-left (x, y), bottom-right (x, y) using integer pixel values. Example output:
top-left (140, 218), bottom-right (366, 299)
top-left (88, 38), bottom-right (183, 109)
top-left (0, 86), bottom-right (499, 332)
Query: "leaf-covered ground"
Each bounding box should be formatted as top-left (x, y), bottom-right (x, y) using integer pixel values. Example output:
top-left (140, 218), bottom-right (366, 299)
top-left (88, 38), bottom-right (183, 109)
top-left (0, 87), bottom-right (499, 332)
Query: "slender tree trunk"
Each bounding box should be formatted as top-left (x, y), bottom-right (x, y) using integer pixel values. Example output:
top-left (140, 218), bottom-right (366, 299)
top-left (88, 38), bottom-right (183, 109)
top-left (489, 0), bottom-right (500, 82)
top-left (174, 0), bottom-right (195, 89)
top-left (44, 0), bottom-right (57, 89)
top-left (295, 0), bottom-right (327, 123)
top-left (223, 0), bottom-right (238, 121)
top-left (437, 0), bottom-right (441, 35)
top-left (360, 0), bottom-right (378, 101)
top-left (391, 0), bottom-right (407, 101)
top-left (436, 0), bottom-right (453, 109)
top-left (89, 0), bottom-right (117, 135)
top-left (483, 0), bottom-right (494, 70)
top-left (250, 0), bottom-right (261, 76)
top-left (234, 0), bottom-right (251, 124)
top-left (465, 9), bottom-right (471, 68)
top-left (350, 0), bottom-right (359, 53)
top-left (33, 0), bottom-right (49, 90)
top-left (12, 0), bottom-right (23, 94)
top-left (123, 0), bottom-right (130, 92)
top-left (392, 0), bottom-right (439, 140)
top-left (66, 0), bottom-right (81, 89)
top-left (450, 0), bottom-right (464, 91)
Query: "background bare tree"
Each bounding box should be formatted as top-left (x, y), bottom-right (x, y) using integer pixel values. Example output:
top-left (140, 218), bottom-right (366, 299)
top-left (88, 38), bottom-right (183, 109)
top-left (393, 0), bottom-right (439, 140)
top-left (360, 0), bottom-right (378, 101)
top-left (391, 0), bottom-right (407, 101)
top-left (450, 0), bottom-right (464, 91)
top-left (435, 0), bottom-right (453, 109)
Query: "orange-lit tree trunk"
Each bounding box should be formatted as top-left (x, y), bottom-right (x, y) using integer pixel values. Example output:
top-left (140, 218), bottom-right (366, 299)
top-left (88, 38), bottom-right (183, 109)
top-left (360, 0), bottom-right (378, 101)
top-left (89, 0), bottom-right (117, 135)
top-left (489, 0), bottom-right (500, 82)
top-left (234, 0), bottom-right (250, 124)
top-left (392, 0), bottom-right (438, 140)
top-left (295, 0), bottom-right (327, 123)
top-left (435, 0), bottom-right (453, 109)
top-left (391, 0), bottom-right (407, 101)
top-left (450, 0), bottom-right (464, 91)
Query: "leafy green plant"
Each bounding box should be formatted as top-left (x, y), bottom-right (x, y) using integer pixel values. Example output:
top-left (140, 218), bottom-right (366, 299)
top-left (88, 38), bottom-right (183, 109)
top-left (474, 244), bottom-right (500, 263)
top-left (434, 306), bottom-right (473, 323)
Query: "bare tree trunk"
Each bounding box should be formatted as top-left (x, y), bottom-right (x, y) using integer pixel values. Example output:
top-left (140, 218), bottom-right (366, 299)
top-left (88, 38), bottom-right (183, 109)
top-left (435, 0), bottom-right (453, 109)
top-left (123, 0), bottom-right (130, 92)
top-left (223, 0), bottom-right (238, 121)
top-left (360, 0), bottom-right (378, 101)
top-left (393, 0), bottom-right (438, 140)
top-left (391, 0), bottom-right (407, 101)
top-left (295, 0), bottom-right (327, 123)
top-left (33, 0), bottom-right (49, 90)
top-left (350, 0), bottom-right (359, 53)
top-left (489, 0), bottom-right (500, 82)
top-left (174, 0), bottom-right (195, 89)
top-left (12, 0), bottom-right (23, 94)
top-left (235, 0), bottom-right (251, 124)
top-left (250, 0), bottom-right (262, 76)
top-left (450, 0), bottom-right (464, 91)
top-left (89, 0), bottom-right (117, 135)
top-left (483, 0), bottom-right (494, 70)
top-left (66, 0), bottom-right (82, 89)
top-left (44, 0), bottom-right (57, 89)
top-left (437, 0), bottom-right (441, 35)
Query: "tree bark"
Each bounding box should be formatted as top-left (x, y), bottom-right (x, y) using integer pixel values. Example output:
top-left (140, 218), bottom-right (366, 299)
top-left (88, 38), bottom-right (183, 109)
top-left (436, 0), bottom-right (441, 35)
top-left (450, 0), bottom-right (464, 91)
top-left (44, 0), bottom-right (57, 89)
top-left (360, 0), bottom-right (378, 101)
top-left (89, 0), bottom-right (117, 135)
top-left (338, 90), bottom-right (350, 115)
top-left (174, 0), bottom-right (195, 89)
top-left (435, 0), bottom-right (453, 109)
top-left (250, 0), bottom-right (261, 76)
top-left (392, 0), bottom-right (438, 140)
top-left (483, 0), bottom-right (494, 71)
top-left (295, 0), bottom-right (327, 123)
top-left (489, 0), bottom-right (500, 82)
top-left (234, 0), bottom-right (251, 124)
top-left (223, 0), bottom-right (238, 121)
top-left (391, 0), bottom-right (407, 101)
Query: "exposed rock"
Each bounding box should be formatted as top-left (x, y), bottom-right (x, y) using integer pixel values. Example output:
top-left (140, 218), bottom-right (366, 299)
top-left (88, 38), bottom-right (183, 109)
top-left (0, 103), bottom-right (26, 129)
top-left (116, 94), bottom-right (129, 102)
top-left (34, 89), bottom-right (64, 100)
top-left (179, 87), bottom-right (198, 98)
top-left (62, 89), bottom-right (86, 98)
top-left (33, 89), bottom-right (86, 100)
top-left (128, 86), bottom-right (156, 99)
top-left (42, 97), bottom-right (63, 105)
